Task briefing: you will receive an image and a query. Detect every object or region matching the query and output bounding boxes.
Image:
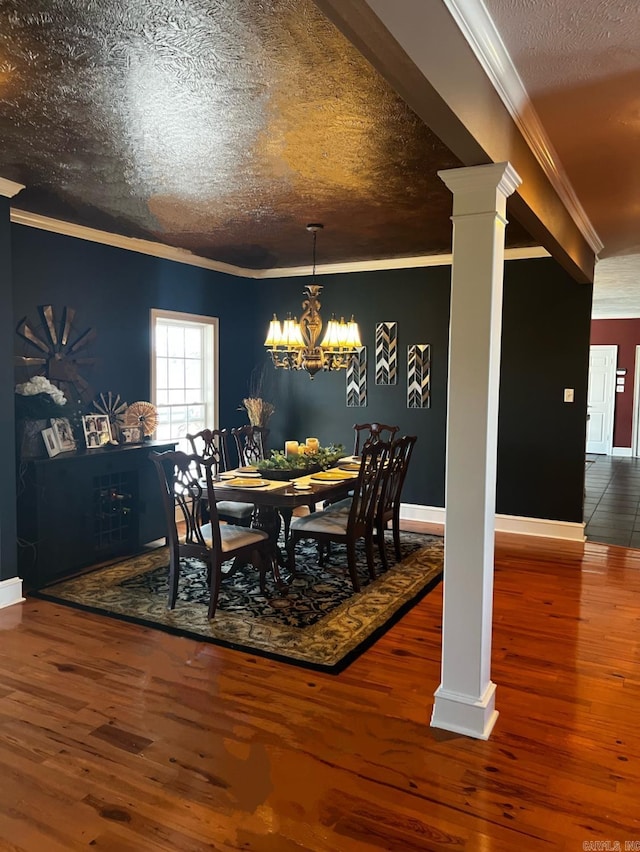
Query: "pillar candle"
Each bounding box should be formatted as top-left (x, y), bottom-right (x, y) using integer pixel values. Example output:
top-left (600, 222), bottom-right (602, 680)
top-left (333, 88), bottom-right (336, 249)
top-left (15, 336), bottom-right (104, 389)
top-left (305, 437), bottom-right (320, 453)
top-left (285, 440), bottom-right (299, 457)
top-left (298, 444), bottom-right (308, 455)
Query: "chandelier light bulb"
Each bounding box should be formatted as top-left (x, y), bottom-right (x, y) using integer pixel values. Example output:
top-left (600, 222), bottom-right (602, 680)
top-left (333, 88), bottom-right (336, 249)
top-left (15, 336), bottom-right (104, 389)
top-left (264, 314), bottom-right (283, 347)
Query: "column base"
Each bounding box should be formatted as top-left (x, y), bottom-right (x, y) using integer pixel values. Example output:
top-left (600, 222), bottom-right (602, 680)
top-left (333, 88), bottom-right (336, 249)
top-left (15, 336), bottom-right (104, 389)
top-left (0, 576), bottom-right (25, 609)
top-left (431, 680), bottom-right (498, 740)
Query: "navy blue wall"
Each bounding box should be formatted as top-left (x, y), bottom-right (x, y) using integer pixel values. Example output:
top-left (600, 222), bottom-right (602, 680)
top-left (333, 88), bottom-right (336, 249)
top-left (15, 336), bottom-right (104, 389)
top-left (256, 258), bottom-right (593, 522)
top-left (11, 226), bottom-right (592, 527)
top-left (12, 226), bottom-right (266, 432)
top-left (498, 258), bottom-right (592, 522)
top-left (255, 267), bottom-right (451, 509)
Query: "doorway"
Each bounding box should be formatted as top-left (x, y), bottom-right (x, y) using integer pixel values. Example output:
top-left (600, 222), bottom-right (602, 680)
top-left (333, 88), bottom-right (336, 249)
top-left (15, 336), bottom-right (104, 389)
top-left (586, 344), bottom-right (617, 455)
top-left (632, 345), bottom-right (640, 457)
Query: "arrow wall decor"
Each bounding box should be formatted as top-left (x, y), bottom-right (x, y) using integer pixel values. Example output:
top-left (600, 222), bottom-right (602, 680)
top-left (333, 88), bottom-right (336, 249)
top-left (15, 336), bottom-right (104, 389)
top-left (346, 346), bottom-right (367, 407)
top-left (407, 344), bottom-right (431, 409)
top-left (375, 321), bottom-right (397, 385)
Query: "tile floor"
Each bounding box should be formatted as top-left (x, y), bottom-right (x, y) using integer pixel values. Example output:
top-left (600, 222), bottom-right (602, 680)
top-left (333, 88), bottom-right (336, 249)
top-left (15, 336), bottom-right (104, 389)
top-left (584, 453), bottom-right (640, 547)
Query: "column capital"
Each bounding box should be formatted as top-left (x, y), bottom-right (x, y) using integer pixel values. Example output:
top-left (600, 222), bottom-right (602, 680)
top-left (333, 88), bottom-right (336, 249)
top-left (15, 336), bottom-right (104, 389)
top-left (438, 162), bottom-right (522, 220)
top-left (437, 162), bottom-right (522, 198)
top-left (0, 177), bottom-right (25, 199)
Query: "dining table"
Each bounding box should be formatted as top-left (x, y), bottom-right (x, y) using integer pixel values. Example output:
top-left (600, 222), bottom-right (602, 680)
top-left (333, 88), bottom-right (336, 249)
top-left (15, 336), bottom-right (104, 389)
top-left (210, 461), bottom-right (360, 578)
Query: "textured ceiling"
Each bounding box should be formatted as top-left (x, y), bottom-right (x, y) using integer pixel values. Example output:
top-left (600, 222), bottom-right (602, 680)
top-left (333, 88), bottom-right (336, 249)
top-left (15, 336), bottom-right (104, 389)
top-left (592, 256), bottom-right (640, 319)
top-left (484, 0), bottom-right (640, 314)
top-left (0, 0), bottom-right (535, 269)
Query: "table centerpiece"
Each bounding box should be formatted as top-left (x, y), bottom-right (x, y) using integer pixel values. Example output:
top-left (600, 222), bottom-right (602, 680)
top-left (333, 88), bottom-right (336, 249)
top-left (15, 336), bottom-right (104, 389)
top-left (257, 444), bottom-right (345, 481)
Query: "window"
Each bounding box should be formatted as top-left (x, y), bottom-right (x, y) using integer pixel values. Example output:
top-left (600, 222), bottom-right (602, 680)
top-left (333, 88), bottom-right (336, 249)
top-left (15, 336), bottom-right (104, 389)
top-left (151, 309), bottom-right (218, 451)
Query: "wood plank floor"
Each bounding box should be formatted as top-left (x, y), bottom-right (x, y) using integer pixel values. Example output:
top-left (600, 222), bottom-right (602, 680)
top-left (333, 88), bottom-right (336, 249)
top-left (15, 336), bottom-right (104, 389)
top-left (1, 529), bottom-right (639, 851)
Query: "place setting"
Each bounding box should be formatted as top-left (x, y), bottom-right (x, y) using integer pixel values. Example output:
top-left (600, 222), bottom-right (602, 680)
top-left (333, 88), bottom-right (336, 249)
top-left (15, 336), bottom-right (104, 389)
top-left (309, 469), bottom-right (354, 481)
top-left (337, 461), bottom-right (361, 472)
top-left (224, 477), bottom-right (270, 488)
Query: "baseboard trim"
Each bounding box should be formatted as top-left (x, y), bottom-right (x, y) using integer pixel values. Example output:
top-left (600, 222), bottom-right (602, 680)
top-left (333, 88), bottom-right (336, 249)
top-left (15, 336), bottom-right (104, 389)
top-left (400, 504), bottom-right (447, 526)
top-left (0, 576), bottom-right (25, 609)
top-left (612, 447), bottom-right (633, 457)
top-left (400, 504), bottom-right (586, 542)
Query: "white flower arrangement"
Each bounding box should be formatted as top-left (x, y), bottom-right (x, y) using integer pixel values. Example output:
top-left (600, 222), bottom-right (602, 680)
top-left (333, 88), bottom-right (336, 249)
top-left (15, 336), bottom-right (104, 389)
top-left (15, 376), bottom-right (67, 406)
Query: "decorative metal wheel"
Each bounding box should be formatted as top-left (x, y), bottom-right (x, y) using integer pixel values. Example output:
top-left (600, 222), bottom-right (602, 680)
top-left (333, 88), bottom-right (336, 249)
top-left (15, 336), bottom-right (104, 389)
top-left (15, 305), bottom-right (97, 403)
top-left (124, 401), bottom-right (158, 437)
top-left (93, 392), bottom-right (128, 435)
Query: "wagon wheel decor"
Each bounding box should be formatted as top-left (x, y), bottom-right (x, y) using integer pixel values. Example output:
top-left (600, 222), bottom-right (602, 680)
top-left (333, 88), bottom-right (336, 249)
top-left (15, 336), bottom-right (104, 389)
top-left (93, 392), bottom-right (128, 435)
top-left (124, 401), bottom-right (158, 437)
top-left (14, 305), bottom-right (97, 404)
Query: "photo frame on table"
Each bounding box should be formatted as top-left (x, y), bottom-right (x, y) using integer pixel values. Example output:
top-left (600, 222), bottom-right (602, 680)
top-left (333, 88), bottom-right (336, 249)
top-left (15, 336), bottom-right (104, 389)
top-left (120, 426), bottom-right (144, 444)
top-left (41, 427), bottom-right (61, 458)
top-left (82, 414), bottom-right (112, 449)
top-left (50, 417), bottom-right (76, 452)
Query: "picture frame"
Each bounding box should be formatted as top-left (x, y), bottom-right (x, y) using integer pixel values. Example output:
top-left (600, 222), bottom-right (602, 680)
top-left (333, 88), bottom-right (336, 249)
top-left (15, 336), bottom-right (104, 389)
top-left (120, 426), bottom-right (144, 444)
top-left (50, 417), bottom-right (77, 452)
top-left (41, 427), bottom-right (61, 458)
top-left (82, 414), bottom-right (112, 449)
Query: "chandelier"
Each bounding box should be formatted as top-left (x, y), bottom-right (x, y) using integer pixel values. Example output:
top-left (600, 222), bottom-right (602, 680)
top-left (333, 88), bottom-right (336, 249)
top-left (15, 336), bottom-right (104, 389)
top-left (264, 224), bottom-right (362, 378)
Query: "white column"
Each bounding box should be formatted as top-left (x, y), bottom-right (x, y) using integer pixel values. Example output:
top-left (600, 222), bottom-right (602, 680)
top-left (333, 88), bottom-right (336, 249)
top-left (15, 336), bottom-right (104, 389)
top-left (431, 162), bottom-right (521, 740)
top-left (0, 177), bottom-right (25, 608)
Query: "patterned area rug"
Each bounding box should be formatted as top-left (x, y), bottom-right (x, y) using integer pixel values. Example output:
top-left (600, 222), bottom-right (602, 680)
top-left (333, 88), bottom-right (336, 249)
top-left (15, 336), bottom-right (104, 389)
top-left (34, 532), bottom-right (443, 673)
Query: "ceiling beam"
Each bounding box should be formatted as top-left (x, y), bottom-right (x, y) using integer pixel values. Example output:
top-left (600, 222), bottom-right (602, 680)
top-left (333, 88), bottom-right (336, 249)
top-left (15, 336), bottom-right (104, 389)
top-left (313, 0), bottom-right (596, 283)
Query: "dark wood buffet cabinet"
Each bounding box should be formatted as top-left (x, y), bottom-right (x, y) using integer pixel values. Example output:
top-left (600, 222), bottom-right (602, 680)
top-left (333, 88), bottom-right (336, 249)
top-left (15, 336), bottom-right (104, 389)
top-left (17, 441), bottom-right (175, 590)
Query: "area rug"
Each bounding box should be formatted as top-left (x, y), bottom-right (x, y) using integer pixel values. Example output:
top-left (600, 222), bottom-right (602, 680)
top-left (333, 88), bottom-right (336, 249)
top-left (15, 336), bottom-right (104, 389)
top-left (33, 532), bottom-right (443, 673)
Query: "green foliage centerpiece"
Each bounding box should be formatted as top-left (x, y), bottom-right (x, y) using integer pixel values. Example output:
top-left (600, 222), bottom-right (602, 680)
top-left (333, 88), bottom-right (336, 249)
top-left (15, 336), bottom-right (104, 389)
top-left (257, 444), bottom-right (345, 480)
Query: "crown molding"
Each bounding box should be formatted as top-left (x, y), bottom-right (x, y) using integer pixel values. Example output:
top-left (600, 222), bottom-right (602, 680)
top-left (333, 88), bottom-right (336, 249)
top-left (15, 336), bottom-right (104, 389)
top-left (441, 0), bottom-right (603, 256)
top-left (0, 177), bottom-right (25, 198)
top-left (10, 209), bottom-right (253, 276)
top-left (10, 207), bottom-right (549, 279)
top-left (258, 245), bottom-right (548, 278)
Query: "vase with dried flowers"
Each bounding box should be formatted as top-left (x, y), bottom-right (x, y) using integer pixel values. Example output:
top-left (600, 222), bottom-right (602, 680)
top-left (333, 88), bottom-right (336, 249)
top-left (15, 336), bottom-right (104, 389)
top-left (239, 365), bottom-right (275, 428)
top-left (241, 397), bottom-right (275, 428)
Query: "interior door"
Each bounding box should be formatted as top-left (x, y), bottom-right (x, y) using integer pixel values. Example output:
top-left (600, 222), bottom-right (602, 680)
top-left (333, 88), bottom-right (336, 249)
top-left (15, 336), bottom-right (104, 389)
top-left (586, 345), bottom-right (617, 454)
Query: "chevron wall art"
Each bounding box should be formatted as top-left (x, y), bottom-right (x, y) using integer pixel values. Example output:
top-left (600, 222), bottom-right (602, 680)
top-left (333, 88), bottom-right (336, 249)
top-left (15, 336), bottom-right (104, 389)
top-left (407, 344), bottom-right (431, 409)
top-left (346, 346), bottom-right (367, 407)
top-left (375, 321), bottom-right (397, 385)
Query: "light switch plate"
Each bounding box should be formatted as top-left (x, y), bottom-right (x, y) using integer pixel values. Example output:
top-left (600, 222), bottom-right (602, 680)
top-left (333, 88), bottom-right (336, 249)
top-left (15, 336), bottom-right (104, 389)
top-left (563, 388), bottom-right (574, 403)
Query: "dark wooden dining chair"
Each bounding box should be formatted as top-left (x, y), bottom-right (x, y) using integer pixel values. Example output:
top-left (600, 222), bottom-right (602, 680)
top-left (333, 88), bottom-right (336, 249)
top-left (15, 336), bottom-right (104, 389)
top-left (287, 441), bottom-right (389, 591)
top-left (353, 422), bottom-right (399, 456)
top-left (187, 428), bottom-right (230, 472)
top-left (187, 428), bottom-right (253, 527)
top-left (231, 425), bottom-right (269, 467)
top-left (150, 450), bottom-right (272, 619)
top-left (375, 435), bottom-right (417, 570)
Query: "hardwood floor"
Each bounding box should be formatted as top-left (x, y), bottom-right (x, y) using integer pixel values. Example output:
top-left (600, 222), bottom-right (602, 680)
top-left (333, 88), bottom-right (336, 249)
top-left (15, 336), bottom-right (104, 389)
top-left (0, 529), bottom-right (639, 850)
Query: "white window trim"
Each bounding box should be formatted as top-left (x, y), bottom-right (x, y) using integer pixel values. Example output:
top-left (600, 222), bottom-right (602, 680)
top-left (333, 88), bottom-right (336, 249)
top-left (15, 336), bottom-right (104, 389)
top-left (150, 308), bottom-right (219, 439)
